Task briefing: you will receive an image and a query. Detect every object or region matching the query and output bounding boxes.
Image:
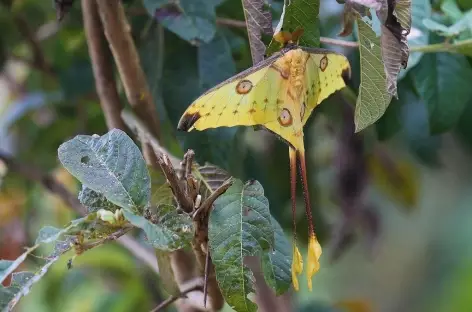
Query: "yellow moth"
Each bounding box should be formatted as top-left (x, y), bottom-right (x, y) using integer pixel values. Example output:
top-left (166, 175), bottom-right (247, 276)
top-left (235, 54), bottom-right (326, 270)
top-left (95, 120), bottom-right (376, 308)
top-left (178, 32), bottom-right (351, 291)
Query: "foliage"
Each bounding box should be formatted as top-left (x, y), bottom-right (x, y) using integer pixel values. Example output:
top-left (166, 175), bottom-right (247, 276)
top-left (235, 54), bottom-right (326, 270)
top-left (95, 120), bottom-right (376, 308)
top-left (2, 0), bottom-right (472, 311)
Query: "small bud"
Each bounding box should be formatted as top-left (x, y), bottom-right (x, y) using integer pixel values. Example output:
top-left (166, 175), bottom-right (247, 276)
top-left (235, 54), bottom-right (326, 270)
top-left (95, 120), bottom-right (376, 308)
top-left (97, 209), bottom-right (116, 224)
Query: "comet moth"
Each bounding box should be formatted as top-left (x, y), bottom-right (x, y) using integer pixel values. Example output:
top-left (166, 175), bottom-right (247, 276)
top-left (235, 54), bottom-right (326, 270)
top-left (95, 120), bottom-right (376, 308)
top-left (177, 30), bottom-right (351, 291)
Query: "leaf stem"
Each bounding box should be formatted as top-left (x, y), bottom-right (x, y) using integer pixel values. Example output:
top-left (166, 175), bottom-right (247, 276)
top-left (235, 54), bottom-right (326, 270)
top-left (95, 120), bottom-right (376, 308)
top-left (410, 38), bottom-right (472, 53)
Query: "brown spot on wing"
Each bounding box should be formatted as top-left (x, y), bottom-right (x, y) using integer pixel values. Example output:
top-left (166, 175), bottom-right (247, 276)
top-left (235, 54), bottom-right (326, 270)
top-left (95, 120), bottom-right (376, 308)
top-left (236, 80), bottom-right (253, 94)
top-left (178, 112), bottom-right (201, 131)
top-left (319, 55), bottom-right (328, 72)
top-left (278, 108), bottom-right (293, 126)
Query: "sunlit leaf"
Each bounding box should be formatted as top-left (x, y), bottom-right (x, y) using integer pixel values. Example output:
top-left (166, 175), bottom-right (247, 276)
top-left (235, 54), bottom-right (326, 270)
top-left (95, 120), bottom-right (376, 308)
top-left (242, 0), bottom-right (272, 64)
top-left (58, 129), bottom-right (151, 214)
top-left (354, 16), bottom-right (392, 132)
top-left (123, 204), bottom-right (193, 251)
top-left (208, 179), bottom-right (274, 312)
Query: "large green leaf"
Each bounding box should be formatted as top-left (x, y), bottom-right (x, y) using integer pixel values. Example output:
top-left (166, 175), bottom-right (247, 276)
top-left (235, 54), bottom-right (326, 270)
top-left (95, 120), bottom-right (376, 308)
top-left (266, 0), bottom-right (320, 55)
top-left (143, 0), bottom-right (220, 43)
top-left (413, 53), bottom-right (472, 134)
top-left (123, 204), bottom-right (193, 251)
top-left (78, 186), bottom-right (120, 213)
top-left (208, 179), bottom-right (274, 312)
top-left (354, 16), bottom-right (392, 132)
top-left (260, 217), bottom-right (291, 295)
top-left (58, 129), bottom-right (151, 214)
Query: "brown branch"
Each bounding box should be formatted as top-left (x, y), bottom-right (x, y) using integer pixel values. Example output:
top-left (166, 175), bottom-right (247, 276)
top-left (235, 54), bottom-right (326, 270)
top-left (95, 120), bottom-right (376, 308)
top-left (81, 0), bottom-right (127, 131)
top-left (192, 179), bottom-right (233, 220)
top-left (150, 285), bottom-right (204, 312)
top-left (156, 153), bottom-right (194, 213)
top-left (96, 0), bottom-right (161, 168)
top-left (0, 152), bottom-right (86, 215)
top-left (82, 226), bottom-right (133, 251)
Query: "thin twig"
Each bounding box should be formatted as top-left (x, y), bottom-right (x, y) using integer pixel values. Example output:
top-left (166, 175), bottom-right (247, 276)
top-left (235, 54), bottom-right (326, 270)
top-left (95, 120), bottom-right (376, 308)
top-left (150, 285), bottom-right (204, 312)
top-left (193, 179), bottom-right (233, 220)
top-left (81, 0), bottom-right (128, 131)
top-left (96, 0), bottom-right (161, 167)
top-left (82, 226), bottom-right (133, 251)
top-left (156, 153), bottom-right (194, 213)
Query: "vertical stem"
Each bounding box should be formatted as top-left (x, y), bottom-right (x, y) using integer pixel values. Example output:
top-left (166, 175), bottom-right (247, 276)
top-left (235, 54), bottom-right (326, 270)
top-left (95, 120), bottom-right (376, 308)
top-left (81, 0), bottom-right (127, 131)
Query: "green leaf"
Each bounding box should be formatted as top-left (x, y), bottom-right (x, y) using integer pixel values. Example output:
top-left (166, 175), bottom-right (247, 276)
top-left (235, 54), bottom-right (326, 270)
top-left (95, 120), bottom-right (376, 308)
top-left (394, 0), bottom-right (412, 30)
top-left (267, 0), bottom-right (321, 55)
top-left (0, 246), bottom-right (38, 284)
top-left (143, 0), bottom-right (218, 43)
top-left (208, 179), bottom-right (274, 312)
top-left (1, 256), bottom-right (63, 311)
top-left (123, 204), bottom-right (193, 251)
top-left (413, 53), bottom-right (472, 134)
top-left (35, 226), bottom-right (63, 244)
top-left (261, 217), bottom-right (291, 295)
top-left (78, 186), bottom-right (120, 213)
top-left (58, 129), bottom-right (151, 214)
top-left (422, 18), bottom-right (467, 37)
top-left (441, 0), bottom-right (464, 22)
top-left (354, 16), bottom-right (392, 132)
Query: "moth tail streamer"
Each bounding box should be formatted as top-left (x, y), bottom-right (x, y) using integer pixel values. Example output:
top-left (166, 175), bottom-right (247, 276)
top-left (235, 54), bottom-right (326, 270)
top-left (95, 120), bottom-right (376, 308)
top-left (289, 147), bottom-right (303, 291)
top-left (298, 147), bottom-right (322, 291)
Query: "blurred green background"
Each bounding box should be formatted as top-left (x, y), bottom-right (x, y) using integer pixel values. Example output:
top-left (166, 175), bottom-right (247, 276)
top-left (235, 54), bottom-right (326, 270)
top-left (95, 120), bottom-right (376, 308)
top-left (2, 0), bottom-right (472, 311)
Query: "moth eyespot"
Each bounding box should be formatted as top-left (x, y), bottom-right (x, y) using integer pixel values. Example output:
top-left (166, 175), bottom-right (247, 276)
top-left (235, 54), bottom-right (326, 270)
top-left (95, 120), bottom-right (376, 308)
top-left (319, 56), bottom-right (328, 72)
top-left (278, 108), bottom-right (293, 126)
top-left (236, 80), bottom-right (253, 94)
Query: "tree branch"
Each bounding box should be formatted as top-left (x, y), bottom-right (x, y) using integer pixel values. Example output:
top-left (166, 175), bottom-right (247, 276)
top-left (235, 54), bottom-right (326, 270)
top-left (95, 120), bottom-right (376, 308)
top-left (81, 0), bottom-right (128, 131)
top-left (96, 0), bottom-right (161, 167)
top-left (150, 285), bottom-right (204, 312)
